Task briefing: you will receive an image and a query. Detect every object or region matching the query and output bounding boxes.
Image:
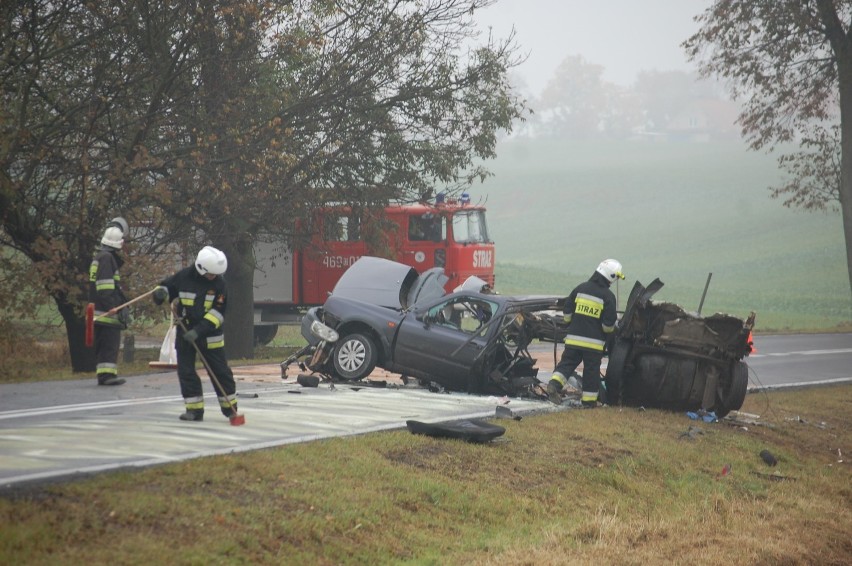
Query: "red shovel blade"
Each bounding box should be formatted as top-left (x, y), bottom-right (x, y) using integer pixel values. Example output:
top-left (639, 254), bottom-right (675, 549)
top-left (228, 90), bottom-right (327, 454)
top-left (85, 303), bottom-right (95, 347)
top-left (229, 413), bottom-right (246, 426)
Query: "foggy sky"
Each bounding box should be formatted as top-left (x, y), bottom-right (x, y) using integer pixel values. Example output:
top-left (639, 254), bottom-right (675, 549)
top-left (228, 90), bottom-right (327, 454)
top-left (474, 0), bottom-right (708, 95)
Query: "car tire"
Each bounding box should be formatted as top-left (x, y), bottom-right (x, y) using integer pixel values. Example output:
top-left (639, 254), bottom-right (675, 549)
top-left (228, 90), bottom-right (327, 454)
top-left (253, 325), bottom-right (278, 346)
top-left (716, 360), bottom-right (749, 417)
top-left (332, 332), bottom-right (377, 380)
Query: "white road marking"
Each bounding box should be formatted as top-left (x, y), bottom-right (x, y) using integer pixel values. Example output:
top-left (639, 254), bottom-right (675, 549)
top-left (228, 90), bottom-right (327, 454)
top-left (749, 348), bottom-right (852, 358)
top-left (749, 377), bottom-right (852, 390)
top-left (0, 386), bottom-right (293, 421)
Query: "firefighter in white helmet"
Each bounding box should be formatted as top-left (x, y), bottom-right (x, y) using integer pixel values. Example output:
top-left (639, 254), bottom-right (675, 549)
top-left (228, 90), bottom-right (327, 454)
top-left (152, 246), bottom-right (237, 422)
top-left (88, 221), bottom-right (129, 386)
top-left (106, 216), bottom-right (129, 235)
top-left (546, 259), bottom-right (624, 408)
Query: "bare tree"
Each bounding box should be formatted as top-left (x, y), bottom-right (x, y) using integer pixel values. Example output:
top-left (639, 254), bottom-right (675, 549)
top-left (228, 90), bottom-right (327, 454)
top-left (2, 0), bottom-right (527, 364)
top-left (684, 0), bottom-right (852, 302)
top-left (0, 0), bottom-right (200, 370)
top-left (147, 0), bottom-right (528, 358)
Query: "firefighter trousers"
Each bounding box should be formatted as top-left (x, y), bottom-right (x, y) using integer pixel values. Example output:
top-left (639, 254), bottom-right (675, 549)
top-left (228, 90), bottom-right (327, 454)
top-left (555, 347), bottom-right (603, 395)
top-left (175, 338), bottom-right (236, 416)
top-left (94, 325), bottom-right (122, 383)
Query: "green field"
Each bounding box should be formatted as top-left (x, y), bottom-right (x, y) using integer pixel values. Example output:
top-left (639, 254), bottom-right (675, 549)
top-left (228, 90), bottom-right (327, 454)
top-left (477, 139), bottom-right (850, 331)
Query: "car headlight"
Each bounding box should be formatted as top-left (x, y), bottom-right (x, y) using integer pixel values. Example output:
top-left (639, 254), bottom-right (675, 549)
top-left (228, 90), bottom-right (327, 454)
top-left (310, 320), bottom-right (339, 343)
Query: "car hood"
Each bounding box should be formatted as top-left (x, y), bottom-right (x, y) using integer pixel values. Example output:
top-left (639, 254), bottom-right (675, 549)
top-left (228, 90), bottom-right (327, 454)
top-left (330, 256), bottom-right (448, 310)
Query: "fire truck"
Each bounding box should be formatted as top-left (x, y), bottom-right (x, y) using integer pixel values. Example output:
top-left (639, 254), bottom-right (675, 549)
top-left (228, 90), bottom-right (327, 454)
top-left (252, 193), bottom-right (495, 344)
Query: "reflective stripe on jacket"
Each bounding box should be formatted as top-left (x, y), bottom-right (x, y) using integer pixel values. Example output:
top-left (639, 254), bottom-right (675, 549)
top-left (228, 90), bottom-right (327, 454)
top-left (89, 247), bottom-right (125, 328)
top-left (158, 266), bottom-right (228, 348)
top-left (562, 272), bottom-right (617, 352)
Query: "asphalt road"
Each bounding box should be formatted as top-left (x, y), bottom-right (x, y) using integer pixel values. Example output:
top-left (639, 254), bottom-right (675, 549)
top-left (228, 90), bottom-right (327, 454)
top-left (0, 333), bottom-right (849, 491)
top-left (0, 365), bottom-right (560, 491)
top-left (743, 333), bottom-right (852, 388)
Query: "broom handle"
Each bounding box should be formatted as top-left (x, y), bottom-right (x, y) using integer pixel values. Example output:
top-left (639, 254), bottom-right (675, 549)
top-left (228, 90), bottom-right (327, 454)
top-left (94, 288), bottom-right (156, 320)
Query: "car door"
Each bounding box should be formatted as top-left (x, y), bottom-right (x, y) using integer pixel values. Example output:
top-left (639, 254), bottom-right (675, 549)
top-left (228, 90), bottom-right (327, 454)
top-left (393, 296), bottom-right (492, 385)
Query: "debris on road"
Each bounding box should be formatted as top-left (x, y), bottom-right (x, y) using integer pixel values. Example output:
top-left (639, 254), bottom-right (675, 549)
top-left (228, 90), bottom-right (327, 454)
top-left (678, 425), bottom-right (705, 441)
top-left (495, 406), bottom-right (521, 421)
top-left (751, 471), bottom-right (794, 482)
top-left (297, 375), bottom-right (320, 388)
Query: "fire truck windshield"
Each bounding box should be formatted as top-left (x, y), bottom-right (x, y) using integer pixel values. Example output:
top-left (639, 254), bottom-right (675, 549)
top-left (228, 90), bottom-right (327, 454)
top-left (452, 210), bottom-right (490, 244)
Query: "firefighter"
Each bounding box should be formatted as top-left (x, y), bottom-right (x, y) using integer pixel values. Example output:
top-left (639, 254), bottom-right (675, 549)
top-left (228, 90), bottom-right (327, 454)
top-left (152, 246), bottom-right (237, 422)
top-left (88, 220), bottom-right (130, 386)
top-left (547, 259), bottom-right (624, 408)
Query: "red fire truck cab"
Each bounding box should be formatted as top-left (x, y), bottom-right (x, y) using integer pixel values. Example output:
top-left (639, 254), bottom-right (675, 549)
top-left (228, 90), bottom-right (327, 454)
top-left (253, 193), bottom-right (495, 344)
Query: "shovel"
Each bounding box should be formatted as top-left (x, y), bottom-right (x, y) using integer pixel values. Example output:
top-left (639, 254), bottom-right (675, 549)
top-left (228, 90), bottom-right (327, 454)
top-left (85, 288), bottom-right (157, 347)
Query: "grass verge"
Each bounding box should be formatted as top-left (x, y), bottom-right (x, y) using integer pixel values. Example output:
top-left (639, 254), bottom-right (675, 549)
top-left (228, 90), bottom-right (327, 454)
top-left (1, 385), bottom-right (849, 565)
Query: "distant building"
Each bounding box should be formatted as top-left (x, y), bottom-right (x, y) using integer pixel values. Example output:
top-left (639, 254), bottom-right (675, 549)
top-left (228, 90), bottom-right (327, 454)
top-left (664, 98), bottom-right (741, 142)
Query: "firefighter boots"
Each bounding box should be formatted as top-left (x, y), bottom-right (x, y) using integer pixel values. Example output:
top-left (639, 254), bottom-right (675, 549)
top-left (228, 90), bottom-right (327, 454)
top-left (546, 380), bottom-right (563, 405)
top-left (98, 376), bottom-right (126, 386)
top-left (179, 409), bottom-right (204, 422)
top-left (221, 403), bottom-right (238, 418)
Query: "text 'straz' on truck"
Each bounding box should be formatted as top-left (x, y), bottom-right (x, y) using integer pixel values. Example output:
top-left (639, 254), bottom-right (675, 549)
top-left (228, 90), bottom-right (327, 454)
top-left (252, 192), bottom-right (495, 345)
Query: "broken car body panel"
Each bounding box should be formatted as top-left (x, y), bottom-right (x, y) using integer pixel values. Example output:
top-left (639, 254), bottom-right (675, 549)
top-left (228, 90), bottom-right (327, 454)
top-left (604, 279), bottom-right (754, 416)
top-left (328, 255), bottom-right (448, 310)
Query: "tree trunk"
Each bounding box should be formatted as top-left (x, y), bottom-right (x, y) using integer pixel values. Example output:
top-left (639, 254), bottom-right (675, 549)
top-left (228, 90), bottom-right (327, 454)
top-left (838, 53), bottom-right (852, 305)
top-left (58, 298), bottom-right (96, 373)
top-left (221, 237), bottom-right (256, 360)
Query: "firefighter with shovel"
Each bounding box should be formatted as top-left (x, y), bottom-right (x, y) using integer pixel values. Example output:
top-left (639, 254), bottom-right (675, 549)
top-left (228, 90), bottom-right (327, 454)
top-left (87, 217), bottom-right (130, 386)
top-left (152, 246), bottom-right (242, 424)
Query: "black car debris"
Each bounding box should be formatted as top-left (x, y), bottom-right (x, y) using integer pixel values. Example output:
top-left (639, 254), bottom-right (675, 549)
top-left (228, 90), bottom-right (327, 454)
top-left (282, 257), bottom-right (755, 414)
top-left (603, 278), bottom-right (755, 417)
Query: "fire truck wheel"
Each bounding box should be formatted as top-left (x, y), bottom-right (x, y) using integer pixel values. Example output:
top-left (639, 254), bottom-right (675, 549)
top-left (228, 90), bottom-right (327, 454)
top-left (333, 332), bottom-right (377, 380)
top-left (253, 325), bottom-right (278, 346)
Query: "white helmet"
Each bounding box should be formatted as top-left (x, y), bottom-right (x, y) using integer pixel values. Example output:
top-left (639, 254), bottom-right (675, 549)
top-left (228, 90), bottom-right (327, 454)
top-left (596, 259), bottom-right (624, 284)
top-left (195, 246), bottom-right (228, 276)
top-left (100, 226), bottom-right (124, 249)
top-left (107, 216), bottom-right (129, 235)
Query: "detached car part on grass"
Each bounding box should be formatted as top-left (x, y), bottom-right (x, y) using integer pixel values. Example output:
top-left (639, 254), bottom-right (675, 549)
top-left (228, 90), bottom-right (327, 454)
top-left (282, 256), bottom-right (564, 397)
top-left (603, 278), bottom-right (755, 417)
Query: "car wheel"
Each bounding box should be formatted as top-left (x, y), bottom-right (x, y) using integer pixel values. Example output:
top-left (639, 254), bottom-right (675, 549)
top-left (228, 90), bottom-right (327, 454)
top-left (716, 361), bottom-right (749, 417)
top-left (332, 332), bottom-right (377, 380)
top-left (253, 325), bottom-right (278, 346)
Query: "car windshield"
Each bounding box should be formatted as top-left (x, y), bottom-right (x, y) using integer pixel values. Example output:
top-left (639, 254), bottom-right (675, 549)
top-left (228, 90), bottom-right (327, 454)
top-left (452, 210), bottom-right (489, 244)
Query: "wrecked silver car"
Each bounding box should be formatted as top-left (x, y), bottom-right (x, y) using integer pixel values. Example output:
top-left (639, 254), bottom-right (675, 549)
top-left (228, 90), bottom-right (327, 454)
top-left (283, 256), bottom-right (563, 397)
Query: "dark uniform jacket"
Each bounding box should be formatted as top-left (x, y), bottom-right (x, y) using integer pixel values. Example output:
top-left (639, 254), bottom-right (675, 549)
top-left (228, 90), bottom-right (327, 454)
top-left (562, 271), bottom-right (617, 352)
top-left (89, 247), bottom-right (127, 328)
top-left (157, 267), bottom-right (228, 349)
